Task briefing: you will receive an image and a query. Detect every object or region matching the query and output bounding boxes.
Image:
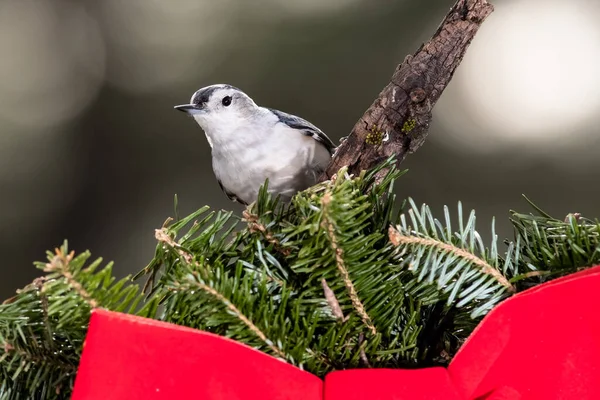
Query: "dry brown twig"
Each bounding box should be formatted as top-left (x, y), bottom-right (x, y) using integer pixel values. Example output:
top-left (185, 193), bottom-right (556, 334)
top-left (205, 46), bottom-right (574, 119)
top-left (321, 278), bottom-right (347, 322)
top-left (322, 0), bottom-right (494, 181)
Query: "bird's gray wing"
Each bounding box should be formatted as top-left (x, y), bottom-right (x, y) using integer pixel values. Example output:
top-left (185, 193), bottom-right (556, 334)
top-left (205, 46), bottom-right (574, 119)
top-left (266, 108), bottom-right (336, 154)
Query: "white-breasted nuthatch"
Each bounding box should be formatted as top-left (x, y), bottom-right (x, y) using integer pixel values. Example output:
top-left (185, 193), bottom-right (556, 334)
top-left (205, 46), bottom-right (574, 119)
top-left (175, 84), bottom-right (335, 205)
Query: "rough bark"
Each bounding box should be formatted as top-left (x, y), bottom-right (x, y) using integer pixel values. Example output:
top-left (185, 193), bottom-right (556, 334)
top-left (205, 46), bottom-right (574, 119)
top-left (322, 0), bottom-right (494, 180)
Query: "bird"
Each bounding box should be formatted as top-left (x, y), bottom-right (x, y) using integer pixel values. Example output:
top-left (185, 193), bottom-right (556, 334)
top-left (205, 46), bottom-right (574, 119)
top-left (174, 84), bottom-right (335, 205)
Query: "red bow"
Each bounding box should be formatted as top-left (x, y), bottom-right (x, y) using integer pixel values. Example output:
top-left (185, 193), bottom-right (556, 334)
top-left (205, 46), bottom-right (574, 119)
top-left (73, 266), bottom-right (600, 400)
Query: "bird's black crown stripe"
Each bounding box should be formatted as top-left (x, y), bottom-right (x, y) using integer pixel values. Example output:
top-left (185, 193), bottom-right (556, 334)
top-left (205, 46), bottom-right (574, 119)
top-left (192, 84), bottom-right (240, 106)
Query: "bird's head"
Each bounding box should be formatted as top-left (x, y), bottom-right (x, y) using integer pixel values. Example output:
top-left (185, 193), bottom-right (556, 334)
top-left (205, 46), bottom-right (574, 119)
top-left (175, 84), bottom-right (260, 145)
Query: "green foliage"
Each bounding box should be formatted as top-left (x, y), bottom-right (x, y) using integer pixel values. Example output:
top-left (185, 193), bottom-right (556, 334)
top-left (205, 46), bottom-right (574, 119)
top-left (510, 197), bottom-right (600, 288)
top-left (0, 244), bottom-right (157, 400)
top-left (140, 158), bottom-right (600, 375)
top-left (391, 199), bottom-right (518, 318)
top-left (2, 158), bottom-right (600, 397)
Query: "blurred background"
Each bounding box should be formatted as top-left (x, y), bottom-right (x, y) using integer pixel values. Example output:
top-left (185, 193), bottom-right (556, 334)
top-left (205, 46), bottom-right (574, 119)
top-left (2, 0), bottom-right (600, 298)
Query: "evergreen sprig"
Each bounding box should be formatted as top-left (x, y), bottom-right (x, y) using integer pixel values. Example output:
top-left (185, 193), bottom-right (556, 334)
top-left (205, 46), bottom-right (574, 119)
top-left (511, 199), bottom-right (600, 286)
top-left (388, 199), bottom-right (518, 318)
top-left (0, 244), bottom-right (158, 400)
top-left (2, 158), bottom-right (600, 398)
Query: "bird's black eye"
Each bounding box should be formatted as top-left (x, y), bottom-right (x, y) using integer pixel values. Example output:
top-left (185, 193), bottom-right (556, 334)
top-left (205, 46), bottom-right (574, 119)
top-left (222, 96), bottom-right (232, 107)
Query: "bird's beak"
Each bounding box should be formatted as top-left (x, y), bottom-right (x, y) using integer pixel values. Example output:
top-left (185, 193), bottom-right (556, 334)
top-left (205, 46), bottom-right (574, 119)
top-left (174, 104), bottom-right (204, 114)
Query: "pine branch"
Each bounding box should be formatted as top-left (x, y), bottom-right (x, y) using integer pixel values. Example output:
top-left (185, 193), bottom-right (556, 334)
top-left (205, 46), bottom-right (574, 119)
top-left (388, 229), bottom-right (514, 292)
top-left (144, 160), bottom-right (436, 374)
top-left (43, 248), bottom-right (98, 308)
top-left (510, 199), bottom-right (600, 287)
top-left (6, 0), bottom-right (600, 394)
top-left (170, 274), bottom-right (286, 359)
top-left (321, 191), bottom-right (376, 335)
top-left (0, 243), bottom-right (157, 400)
top-left (155, 226), bottom-right (288, 358)
top-left (388, 199), bottom-right (517, 318)
top-left (5, 161), bottom-right (600, 395)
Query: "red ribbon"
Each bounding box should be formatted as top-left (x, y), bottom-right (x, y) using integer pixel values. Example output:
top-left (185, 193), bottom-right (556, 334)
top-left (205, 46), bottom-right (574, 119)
top-left (73, 266), bottom-right (600, 399)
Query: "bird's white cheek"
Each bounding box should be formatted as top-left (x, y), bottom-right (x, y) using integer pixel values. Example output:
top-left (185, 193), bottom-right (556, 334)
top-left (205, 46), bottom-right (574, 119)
top-left (192, 114), bottom-right (206, 125)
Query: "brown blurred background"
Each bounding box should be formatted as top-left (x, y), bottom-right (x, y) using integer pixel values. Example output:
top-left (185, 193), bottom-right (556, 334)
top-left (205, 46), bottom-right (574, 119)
top-left (2, 0), bottom-right (600, 298)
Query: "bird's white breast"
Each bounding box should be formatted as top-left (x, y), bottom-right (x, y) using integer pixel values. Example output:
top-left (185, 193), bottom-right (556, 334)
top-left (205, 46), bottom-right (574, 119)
top-left (209, 121), bottom-right (330, 204)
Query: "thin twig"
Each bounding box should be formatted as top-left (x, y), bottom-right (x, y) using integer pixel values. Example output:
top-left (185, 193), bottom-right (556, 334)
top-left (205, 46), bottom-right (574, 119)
top-left (388, 226), bottom-right (515, 292)
top-left (321, 278), bottom-right (347, 322)
top-left (321, 192), bottom-right (377, 335)
top-left (33, 277), bottom-right (53, 346)
top-left (518, 270), bottom-right (549, 279)
top-left (174, 277), bottom-right (286, 359)
top-left (43, 248), bottom-right (99, 308)
top-left (357, 333), bottom-right (372, 368)
top-left (242, 210), bottom-right (291, 256)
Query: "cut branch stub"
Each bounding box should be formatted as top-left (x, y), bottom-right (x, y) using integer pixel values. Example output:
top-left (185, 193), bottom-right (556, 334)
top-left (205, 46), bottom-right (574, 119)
top-left (322, 0), bottom-right (494, 180)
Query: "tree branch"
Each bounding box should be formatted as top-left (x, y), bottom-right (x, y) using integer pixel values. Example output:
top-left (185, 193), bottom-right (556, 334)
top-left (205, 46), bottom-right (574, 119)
top-left (322, 0), bottom-right (494, 180)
